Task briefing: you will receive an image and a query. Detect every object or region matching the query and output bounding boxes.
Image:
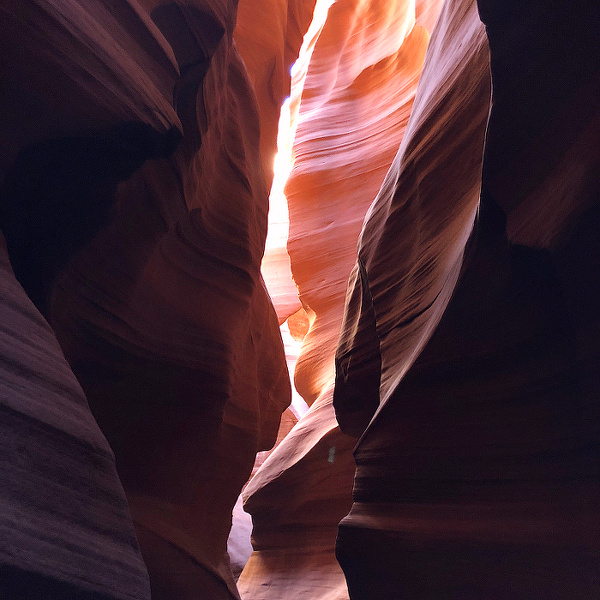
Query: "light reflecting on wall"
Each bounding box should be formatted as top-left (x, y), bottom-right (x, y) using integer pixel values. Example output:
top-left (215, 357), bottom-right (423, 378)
top-left (261, 0), bottom-right (335, 410)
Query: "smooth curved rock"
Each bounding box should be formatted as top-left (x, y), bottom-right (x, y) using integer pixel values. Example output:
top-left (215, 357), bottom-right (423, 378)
top-left (334, 0), bottom-right (491, 428)
top-left (478, 0), bottom-right (600, 250)
top-left (4, 1), bottom-right (597, 598)
top-left (1, 1), bottom-right (292, 598)
top-left (238, 386), bottom-right (357, 600)
top-left (334, 0), bottom-right (600, 597)
top-left (337, 197), bottom-right (600, 599)
top-left (235, 0), bottom-right (317, 189)
top-left (240, 1), bottom-right (443, 597)
top-left (287, 0), bottom-right (438, 406)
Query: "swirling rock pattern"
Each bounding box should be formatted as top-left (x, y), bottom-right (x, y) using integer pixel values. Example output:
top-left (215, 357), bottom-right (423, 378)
top-left (287, 0), bottom-right (439, 406)
top-left (1, 1), bottom-right (293, 599)
top-left (3, 0), bottom-right (598, 598)
top-left (238, 386), bottom-right (357, 600)
top-left (335, 0), bottom-right (600, 597)
top-left (240, 0), bottom-right (443, 597)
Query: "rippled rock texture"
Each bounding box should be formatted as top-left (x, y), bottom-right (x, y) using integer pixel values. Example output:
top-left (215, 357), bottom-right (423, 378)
top-left (2, 0), bottom-right (599, 599)
top-left (239, 1), bottom-right (444, 597)
top-left (0, 1), bottom-right (296, 598)
top-left (335, 0), bottom-right (600, 597)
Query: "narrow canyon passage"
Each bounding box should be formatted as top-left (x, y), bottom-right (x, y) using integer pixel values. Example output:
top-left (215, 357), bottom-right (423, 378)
top-left (1, 1), bottom-right (599, 599)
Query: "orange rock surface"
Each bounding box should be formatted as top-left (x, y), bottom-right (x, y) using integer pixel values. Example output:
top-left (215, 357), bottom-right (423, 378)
top-left (335, 0), bottom-right (491, 435)
top-left (2, 0), bottom-right (599, 598)
top-left (287, 0), bottom-right (440, 406)
top-left (239, 0), bottom-right (443, 597)
top-left (235, 0), bottom-right (317, 190)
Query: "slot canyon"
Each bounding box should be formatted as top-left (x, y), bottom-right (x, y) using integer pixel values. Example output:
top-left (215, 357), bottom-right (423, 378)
top-left (1, 0), bottom-right (598, 598)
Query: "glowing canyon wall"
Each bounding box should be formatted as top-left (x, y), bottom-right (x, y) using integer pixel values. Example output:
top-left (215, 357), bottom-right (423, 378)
top-left (1, 0), bottom-right (599, 599)
top-left (238, 1), bottom-right (444, 597)
top-left (242, 0), bottom-right (600, 596)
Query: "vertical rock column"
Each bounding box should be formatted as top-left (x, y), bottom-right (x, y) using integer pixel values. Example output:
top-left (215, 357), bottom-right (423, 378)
top-left (235, 0), bottom-right (317, 191)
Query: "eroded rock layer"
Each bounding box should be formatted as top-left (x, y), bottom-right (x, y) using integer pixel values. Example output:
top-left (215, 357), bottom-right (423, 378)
top-left (1, 1), bottom-right (294, 598)
top-left (0, 241), bottom-right (150, 600)
top-left (287, 0), bottom-right (440, 405)
top-left (235, 0), bottom-right (317, 189)
top-left (238, 387), bottom-right (357, 600)
top-left (335, 0), bottom-right (600, 597)
top-left (240, 0), bottom-right (443, 597)
top-left (3, 0), bottom-right (598, 598)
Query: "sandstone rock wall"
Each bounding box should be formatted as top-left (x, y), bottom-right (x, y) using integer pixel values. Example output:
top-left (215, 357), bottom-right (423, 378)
top-left (3, 1), bottom-right (598, 598)
top-left (239, 1), bottom-right (444, 597)
top-left (334, 0), bottom-right (491, 435)
top-left (0, 232), bottom-right (150, 600)
top-left (335, 0), bottom-right (600, 597)
top-left (0, 1), bottom-right (295, 598)
top-left (287, 0), bottom-right (441, 406)
top-left (235, 0), bottom-right (317, 189)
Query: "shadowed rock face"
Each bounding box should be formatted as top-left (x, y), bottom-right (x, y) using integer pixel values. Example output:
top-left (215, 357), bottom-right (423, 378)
top-left (0, 234), bottom-right (151, 600)
top-left (47, 4), bottom-right (291, 598)
top-left (334, 0), bottom-right (491, 437)
top-left (0, 1), bottom-right (295, 599)
top-left (334, 0), bottom-right (600, 597)
top-left (2, 0), bottom-right (599, 599)
top-left (0, 123), bottom-right (181, 314)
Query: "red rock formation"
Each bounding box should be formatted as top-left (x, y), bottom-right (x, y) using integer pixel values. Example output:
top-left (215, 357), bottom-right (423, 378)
top-left (334, 0), bottom-right (491, 435)
top-left (239, 0), bottom-right (443, 597)
top-left (478, 0), bottom-right (600, 250)
top-left (235, 0), bottom-right (317, 190)
top-left (288, 0), bottom-right (439, 406)
top-left (4, 1), bottom-right (598, 598)
top-left (1, 1), bottom-right (294, 598)
top-left (334, 0), bottom-right (600, 597)
top-left (0, 2), bottom-right (177, 597)
top-left (238, 386), bottom-right (357, 600)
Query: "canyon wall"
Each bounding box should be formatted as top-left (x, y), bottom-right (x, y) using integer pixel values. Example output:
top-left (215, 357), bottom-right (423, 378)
top-left (335, 0), bottom-right (600, 597)
top-left (0, 1), bottom-right (303, 598)
top-left (0, 241), bottom-right (150, 600)
top-left (239, 1), bottom-right (444, 597)
top-left (2, 0), bottom-right (598, 598)
top-left (235, 0), bottom-right (317, 190)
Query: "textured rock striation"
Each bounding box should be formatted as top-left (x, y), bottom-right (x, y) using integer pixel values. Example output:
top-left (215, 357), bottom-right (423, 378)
top-left (334, 0), bottom-right (491, 438)
top-left (1, 1), bottom-right (295, 598)
top-left (239, 1), bottom-right (443, 597)
top-left (335, 0), bottom-right (600, 597)
top-left (0, 233), bottom-right (150, 600)
top-left (287, 0), bottom-right (440, 406)
top-left (2, 0), bottom-right (598, 598)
